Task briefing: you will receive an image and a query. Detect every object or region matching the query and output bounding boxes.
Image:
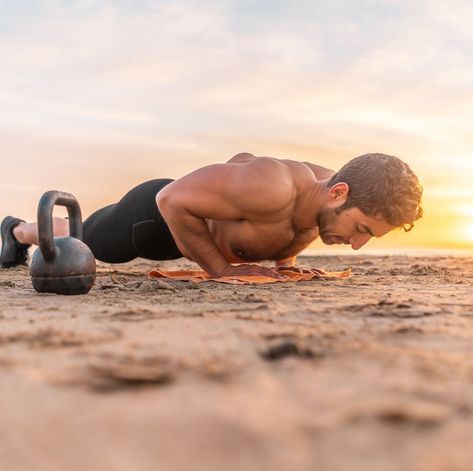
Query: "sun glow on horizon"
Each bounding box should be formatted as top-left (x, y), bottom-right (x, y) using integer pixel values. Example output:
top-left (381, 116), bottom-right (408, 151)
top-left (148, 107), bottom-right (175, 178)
top-left (1, 1), bottom-right (473, 251)
top-left (467, 222), bottom-right (473, 242)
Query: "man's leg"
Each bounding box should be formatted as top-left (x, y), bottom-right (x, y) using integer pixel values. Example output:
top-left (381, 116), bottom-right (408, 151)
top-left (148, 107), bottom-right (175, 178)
top-left (1, 178), bottom-right (182, 267)
top-left (1, 217), bottom-right (70, 268)
top-left (82, 179), bottom-right (182, 263)
top-left (13, 218), bottom-right (70, 246)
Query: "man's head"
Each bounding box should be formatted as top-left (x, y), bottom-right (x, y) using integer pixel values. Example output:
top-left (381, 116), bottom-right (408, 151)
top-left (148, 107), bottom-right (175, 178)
top-left (317, 153), bottom-right (423, 250)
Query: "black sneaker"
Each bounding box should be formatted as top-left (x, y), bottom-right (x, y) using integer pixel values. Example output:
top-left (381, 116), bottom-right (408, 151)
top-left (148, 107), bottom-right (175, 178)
top-left (0, 216), bottom-right (31, 268)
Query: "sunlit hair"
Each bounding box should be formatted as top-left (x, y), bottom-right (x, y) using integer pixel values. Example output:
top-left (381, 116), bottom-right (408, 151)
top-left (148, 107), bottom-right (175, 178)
top-left (327, 153), bottom-right (423, 231)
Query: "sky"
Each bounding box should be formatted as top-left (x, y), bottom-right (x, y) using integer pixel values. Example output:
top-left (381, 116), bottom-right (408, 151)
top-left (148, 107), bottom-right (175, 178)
top-left (1, 0), bottom-right (473, 250)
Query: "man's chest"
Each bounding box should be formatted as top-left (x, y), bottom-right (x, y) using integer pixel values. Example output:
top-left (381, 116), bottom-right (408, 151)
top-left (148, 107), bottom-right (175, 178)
top-left (208, 219), bottom-right (319, 261)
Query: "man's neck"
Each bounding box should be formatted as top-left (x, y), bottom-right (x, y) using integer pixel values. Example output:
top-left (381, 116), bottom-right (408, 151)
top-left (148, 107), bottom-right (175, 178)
top-left (296, 179), bottom-right (329, 228)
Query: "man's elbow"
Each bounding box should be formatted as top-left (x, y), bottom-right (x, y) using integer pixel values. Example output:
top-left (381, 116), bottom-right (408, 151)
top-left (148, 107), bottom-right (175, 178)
top-left (156, 186), bottom-right (176, 214)
top-left (156, 187), bottom-right (191, 221)
top-left (156, 187), bottom-right (167, 207)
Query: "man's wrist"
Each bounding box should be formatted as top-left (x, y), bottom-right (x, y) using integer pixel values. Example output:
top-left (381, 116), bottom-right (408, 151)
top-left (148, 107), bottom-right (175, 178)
top-left (207, 262), bottom-right (232, 277)
top-left (275, 257), bottom-right (297, 267)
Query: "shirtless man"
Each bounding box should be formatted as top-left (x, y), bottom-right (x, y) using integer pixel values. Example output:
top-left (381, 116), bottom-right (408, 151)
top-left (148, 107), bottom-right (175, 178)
top-left (0, 152), bottom-right (423, 279)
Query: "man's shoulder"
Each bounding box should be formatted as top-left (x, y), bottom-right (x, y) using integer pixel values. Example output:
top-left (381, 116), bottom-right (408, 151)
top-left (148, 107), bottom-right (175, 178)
top-left (301, 161), bottom-right (336, 180)
top-left (226, 154), bottom-right (319, 179)
top-left (226, 156), bottom-right (292, 182)
top-left (236, 157), bottom-right (318, 197)
top-left (228, 155), bottom-right (310, 178)
top-left (220, 158), bottom-right (295, 213)
top-left (226, 152), bottom-right (255, 163)
top-left (277, 159), bottom-right (319, 188)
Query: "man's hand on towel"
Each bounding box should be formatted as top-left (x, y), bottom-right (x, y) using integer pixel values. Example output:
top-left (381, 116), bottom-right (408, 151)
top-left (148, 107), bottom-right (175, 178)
top-left (276, 266), bottom-right (328, 276)
top-left (219, 263), bottom-right (287, 280)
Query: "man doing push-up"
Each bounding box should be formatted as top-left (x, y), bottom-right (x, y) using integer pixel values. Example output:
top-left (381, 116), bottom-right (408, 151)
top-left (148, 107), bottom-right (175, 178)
top-left (0, 152), bottom-right (423, 280)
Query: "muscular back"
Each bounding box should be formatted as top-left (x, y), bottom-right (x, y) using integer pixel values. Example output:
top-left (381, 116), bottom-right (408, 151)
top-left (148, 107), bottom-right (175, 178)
top-left (156, 153), bottom-right (331, 266)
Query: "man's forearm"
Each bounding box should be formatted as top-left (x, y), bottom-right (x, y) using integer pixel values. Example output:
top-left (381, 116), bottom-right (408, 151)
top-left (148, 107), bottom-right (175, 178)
top-left (159, 205), bottom-right (230, 276)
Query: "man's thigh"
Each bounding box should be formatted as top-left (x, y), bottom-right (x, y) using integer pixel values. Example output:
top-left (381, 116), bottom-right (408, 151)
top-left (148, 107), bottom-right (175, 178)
top-left (83, 179), bottom-right (182, 263)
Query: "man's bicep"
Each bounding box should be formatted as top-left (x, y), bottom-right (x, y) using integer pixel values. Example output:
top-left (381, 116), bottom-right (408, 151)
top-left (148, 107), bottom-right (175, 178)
top-left (157, 162), bottom-right (293, 220)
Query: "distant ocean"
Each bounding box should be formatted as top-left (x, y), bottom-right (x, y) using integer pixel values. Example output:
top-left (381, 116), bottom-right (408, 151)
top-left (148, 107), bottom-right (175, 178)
top-left (302, 247), bottom-right (473, 257)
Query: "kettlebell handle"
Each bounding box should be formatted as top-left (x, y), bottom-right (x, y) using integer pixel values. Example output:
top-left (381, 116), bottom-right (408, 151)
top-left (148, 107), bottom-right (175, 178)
top-left (37, 190), bottom-right (84, 262)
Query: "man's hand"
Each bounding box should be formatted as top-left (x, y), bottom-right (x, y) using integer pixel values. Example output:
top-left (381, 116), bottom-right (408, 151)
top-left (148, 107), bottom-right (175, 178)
top-left (219, 264), bottom-right (287, 280)
top-left (276, 266), bottom-right (328, 275)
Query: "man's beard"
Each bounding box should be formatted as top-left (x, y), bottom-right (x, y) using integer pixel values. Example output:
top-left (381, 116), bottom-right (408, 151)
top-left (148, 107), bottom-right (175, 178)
top-left (317, 208), bottom-right (339, 244)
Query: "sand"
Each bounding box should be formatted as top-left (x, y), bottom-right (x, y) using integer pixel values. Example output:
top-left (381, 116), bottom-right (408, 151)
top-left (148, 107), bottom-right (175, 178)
top-left (1, 254), bottom-right (473, 471)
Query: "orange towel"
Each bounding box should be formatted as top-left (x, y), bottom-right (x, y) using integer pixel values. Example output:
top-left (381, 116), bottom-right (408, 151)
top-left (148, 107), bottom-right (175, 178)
top-left (149, 267), bottom-right (352, 285)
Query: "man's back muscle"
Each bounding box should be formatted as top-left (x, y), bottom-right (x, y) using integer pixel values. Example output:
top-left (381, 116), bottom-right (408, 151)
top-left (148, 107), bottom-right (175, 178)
top-left (158, 155), bottom-right (324, 264)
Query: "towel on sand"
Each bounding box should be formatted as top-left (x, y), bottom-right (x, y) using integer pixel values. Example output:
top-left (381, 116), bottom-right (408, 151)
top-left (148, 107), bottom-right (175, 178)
top-left (149, 267), bottom-right (352, 285)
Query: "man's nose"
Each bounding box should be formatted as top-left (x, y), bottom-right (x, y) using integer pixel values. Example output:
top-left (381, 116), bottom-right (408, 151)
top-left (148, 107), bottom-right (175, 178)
top-left (350, 234), bottom-right (372, 250)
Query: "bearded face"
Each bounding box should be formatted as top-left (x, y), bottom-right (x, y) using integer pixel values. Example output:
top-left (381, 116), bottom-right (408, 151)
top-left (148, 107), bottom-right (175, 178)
top-left (316, 205), bottom-right (396, 249)
top-left (316, 207), bottom-right (351, 245)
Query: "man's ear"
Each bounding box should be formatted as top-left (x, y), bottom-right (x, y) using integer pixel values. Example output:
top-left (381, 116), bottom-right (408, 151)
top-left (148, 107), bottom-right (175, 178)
top-left (327, 182), bottom-right (349, 207)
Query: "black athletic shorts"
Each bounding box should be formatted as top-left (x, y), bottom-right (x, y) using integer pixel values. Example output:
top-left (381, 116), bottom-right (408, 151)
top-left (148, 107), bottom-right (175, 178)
top-left (82, 179), bottom-right (183, 263)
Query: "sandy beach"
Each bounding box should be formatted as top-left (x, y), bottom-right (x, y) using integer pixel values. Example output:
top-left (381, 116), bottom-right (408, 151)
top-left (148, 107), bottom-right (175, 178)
top-left (1, 254), bottom-right (473, 471)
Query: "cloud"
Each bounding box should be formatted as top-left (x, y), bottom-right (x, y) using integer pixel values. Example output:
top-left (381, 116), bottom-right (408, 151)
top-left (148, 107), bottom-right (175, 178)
top-left (1, 0), bottom-right (472, 243)
top-left (1, 1), bottom-right (472, 138)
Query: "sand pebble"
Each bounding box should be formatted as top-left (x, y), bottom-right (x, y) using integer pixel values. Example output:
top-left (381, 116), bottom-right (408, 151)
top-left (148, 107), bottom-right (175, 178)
top-left (260, 341), bottom-right (320, 361)
top-left (137, 280), bottom-right (176, 293)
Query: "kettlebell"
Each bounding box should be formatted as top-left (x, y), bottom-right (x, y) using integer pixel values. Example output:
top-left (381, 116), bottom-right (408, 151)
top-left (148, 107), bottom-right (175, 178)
top-left (30, 190), bottom-right (96, 295)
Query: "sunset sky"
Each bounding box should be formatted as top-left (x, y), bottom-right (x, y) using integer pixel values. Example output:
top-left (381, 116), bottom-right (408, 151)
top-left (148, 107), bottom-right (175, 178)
top-left (1, 0), bottom-right (473, 251)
